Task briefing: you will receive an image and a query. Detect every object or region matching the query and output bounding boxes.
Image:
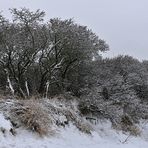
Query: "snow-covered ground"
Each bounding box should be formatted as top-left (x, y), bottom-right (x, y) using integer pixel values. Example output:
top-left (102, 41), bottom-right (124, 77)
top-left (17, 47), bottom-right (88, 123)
top-left (0, 113), bottom-right (148, 148)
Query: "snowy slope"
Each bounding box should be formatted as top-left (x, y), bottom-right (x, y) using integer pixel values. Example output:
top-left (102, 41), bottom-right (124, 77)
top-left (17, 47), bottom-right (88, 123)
top-left (0, 113), bottom-right (148, 148)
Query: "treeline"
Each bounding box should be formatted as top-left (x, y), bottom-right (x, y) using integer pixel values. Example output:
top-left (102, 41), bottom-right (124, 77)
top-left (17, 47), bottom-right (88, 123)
top-left (0, 8), bottom-right (108, 98)
top-left (0, 8), bottom-right (148, 105)
top-left (79, 56), bottom-right (148, 133)
top-left (1, 8), bottom-right (148, 134)
top-left (81, 55), bottom-right (148, 103)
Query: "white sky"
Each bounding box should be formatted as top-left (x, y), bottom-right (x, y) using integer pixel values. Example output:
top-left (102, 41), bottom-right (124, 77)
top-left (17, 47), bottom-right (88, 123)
top-left (0, 0), bottom-right (148, 60)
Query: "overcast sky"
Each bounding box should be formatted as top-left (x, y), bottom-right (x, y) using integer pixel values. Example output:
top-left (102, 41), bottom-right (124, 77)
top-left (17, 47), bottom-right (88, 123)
top-left (0, 0), bottom-right (148, 60)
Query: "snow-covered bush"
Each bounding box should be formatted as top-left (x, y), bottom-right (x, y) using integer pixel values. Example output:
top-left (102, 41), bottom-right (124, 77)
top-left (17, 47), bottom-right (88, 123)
top-left (79, 89), bottom-right (148, 136)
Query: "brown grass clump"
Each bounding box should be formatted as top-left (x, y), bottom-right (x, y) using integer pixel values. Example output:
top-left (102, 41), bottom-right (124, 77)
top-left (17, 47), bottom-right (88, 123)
top-left (9, 100), bottom-right (55, 136)
top-left (41, 98), bottom-right (93, 134)
top-left (64, 110), bottom-right (93, 134)
top-left (1, 95), bottom-right (94, 136)
top-left (75, 120), bottom-right (93, 134)
top-left (119, 115), bottom-right (141, 136)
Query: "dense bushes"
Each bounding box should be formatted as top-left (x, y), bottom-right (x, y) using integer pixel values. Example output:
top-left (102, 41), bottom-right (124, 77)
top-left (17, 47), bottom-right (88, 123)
top-left (77, 56), bottom-right (148, 135)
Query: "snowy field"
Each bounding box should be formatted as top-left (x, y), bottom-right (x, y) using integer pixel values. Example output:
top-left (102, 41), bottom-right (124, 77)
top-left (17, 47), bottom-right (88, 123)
top-left (1, 113), bottom-right (148, 148)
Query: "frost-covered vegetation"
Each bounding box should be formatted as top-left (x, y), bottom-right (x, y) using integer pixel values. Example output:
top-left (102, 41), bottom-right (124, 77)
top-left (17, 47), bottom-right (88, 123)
top-left (0, 8), bottom-right (108, 98)
top-left (0, 98), bottom-right (148, 148)
top-left (0, 97), bottom-right (93, 137)
top-left (0, 8), bottom-right (148, 147)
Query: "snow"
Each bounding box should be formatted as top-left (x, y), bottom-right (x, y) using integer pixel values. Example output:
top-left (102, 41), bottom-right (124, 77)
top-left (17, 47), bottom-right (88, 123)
top-left (0, 113), bottom-right (148, 148)
top-left (0, 113), bottom-right (12, 129)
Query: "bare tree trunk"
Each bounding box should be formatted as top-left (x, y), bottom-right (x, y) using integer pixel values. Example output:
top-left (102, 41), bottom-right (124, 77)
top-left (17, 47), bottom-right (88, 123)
top-left (4, 69), bottom-right (14, 95)
top-left (45, 80), bottom-right (49, 98)
top-left (38, 71), bottom-right (48, 94)
top-left (25, 80), bottom-right (30, 97)
top-left (18, 87), bottom-right (26, 99)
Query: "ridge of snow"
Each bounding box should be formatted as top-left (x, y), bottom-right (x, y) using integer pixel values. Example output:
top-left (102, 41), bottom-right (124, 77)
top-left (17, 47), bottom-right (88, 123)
top-left (0, 114), bottom-right (148, 148)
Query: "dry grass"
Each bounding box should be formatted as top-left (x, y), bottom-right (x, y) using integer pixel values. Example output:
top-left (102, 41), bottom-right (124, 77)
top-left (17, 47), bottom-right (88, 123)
top-left (41, 98), bottom-right (93, 134)
top-left (0, 94), bottom-right (144, 137)
top-left (9, 100), bottom-right (55, 136)
top-left (75, 120), bottom-right (93, 134)
top-left (0, 96), bottom-right (93, 137)
top-left (113, 115), bottom-right (141, 136)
